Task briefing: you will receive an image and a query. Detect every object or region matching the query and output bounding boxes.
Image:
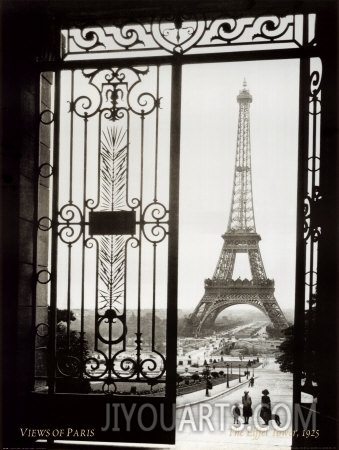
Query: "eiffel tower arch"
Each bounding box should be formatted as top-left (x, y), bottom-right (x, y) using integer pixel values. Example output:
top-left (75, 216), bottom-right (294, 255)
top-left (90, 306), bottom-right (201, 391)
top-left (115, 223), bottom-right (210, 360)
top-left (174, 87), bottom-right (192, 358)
top-left (188, 81), bottom-right (289, 335)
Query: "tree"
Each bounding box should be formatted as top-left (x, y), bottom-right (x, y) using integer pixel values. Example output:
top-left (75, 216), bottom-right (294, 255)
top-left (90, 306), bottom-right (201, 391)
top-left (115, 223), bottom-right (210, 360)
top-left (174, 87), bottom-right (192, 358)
top-left (266, 325), bottom-right (284, 339)
top-left (55, 309), bottom-right (91, 393)
top-left (56, 308), bottom-right (76, 324)
top-left (276, 303), bottom-right (320, 396)
top-left (126, 312), bottom-right (166, 353)
top-left (56, 327), bottom-right (90, 365)
top-left (275, 325), bottom-right (294, 372)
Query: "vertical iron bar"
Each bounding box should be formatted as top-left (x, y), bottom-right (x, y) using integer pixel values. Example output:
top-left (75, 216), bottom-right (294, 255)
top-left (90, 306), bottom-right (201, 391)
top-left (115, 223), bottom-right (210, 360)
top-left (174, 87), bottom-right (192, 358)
top-left (166, 59), bottom-right (181, 402)
top-left (154, 65), bottom-right (160, 202)
top-left (152, 65), bottom-right (160, 351)
top-left (69, 70), bottom-right (74, 204)
top-left (123, 110), bottom-right (132, 353)
top-left (66, 244), bottom-right (71, 349)
top-left (67, 70), bottom-right (74, 352)
top-left (109, 144), bottom-right (114, 312)
top-left (136, 112), bottom-right (145, 372)
top-left (109, 236), bottom-right (114, 308)
top-left (125, 109), bottom-right (132, 209)
top-left (152, 243), bottom-right (156, 351)
top-left (109, 117), bottom-right (115, 312)
top-left (95, 115), bottom-right (103, 354)
top-left (307, 69), bottom-right (317, 349)
top-left (31, 71), bottom-right (43, 390)
top-left (293, 54), bottom-right (310, 410)
top-left (80, 113), bottom-right (89, 375)
top-left (48, 69), bottom-right (61, 394)
top-left (66, 70), bottom-right (75, 350)
top-left (108, 311), bottom-right (112, 382)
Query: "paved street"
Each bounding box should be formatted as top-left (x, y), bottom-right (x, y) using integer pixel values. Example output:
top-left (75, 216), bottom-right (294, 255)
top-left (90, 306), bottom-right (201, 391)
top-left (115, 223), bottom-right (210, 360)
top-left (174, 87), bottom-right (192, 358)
top-left (175, 359), bottom-right (293, 450)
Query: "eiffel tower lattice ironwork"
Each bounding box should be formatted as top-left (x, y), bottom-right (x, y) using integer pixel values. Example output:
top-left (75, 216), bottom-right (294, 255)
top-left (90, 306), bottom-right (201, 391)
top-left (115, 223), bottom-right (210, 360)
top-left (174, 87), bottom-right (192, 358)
top-left (188, 81), bottom-right (289, 335)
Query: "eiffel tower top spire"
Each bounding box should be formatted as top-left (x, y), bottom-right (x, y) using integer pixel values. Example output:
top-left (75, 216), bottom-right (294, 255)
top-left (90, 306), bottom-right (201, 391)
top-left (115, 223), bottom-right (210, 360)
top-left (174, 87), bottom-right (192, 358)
top-left (227, 80), bottom-right (255, 233)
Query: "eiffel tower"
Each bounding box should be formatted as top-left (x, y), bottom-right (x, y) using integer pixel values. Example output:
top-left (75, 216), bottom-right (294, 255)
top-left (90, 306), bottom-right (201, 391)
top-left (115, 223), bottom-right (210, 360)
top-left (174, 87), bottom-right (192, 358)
top-left (188, 81), bottom-right (289, 335)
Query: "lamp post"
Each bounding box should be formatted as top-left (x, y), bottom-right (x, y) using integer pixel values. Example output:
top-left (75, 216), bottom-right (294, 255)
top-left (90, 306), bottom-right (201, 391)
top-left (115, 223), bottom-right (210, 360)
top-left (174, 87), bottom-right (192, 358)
top-left (246, 363), bottom-right (249, 380)
top-left (238, 364), bottom-right (241, 382)
top-left (204, 363), bottom-right (210, 397)
top-left (226, 363), bottom-right (230, 388)
top-left (231, 362), bottom-right (233, 374)
top-left (253, 366), bottom-right (255, 377)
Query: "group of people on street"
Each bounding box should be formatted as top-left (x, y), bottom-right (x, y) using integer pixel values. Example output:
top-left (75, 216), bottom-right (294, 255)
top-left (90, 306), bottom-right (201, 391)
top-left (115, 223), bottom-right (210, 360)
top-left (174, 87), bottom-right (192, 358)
top-left (232, 388), bottom-right (272, 426)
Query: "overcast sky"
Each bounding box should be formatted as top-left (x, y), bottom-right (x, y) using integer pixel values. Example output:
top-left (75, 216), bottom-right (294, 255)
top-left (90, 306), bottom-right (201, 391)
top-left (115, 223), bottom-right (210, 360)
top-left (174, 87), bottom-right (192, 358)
top-left (178, 59), bottom-right (300, 315)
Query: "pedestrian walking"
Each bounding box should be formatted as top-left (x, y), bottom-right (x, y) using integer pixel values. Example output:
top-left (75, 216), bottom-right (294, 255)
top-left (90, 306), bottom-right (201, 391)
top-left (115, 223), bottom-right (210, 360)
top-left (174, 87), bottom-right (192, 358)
top-left (242, 390), bottom-right (252, 425)
top-left (232, 403), bottom-right (241, 425)
top-left (260, 389), bottom-right (272, 425)
top-left (248, 376), bottom-right (254, 387)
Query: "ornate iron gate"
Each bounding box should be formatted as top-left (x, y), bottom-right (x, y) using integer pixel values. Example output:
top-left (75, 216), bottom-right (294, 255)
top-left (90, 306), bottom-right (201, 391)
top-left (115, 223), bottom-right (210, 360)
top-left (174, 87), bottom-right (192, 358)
top-left (34, 60), bottom-right (179, 443)
top-left (53, 64), bottom-right (172, 394)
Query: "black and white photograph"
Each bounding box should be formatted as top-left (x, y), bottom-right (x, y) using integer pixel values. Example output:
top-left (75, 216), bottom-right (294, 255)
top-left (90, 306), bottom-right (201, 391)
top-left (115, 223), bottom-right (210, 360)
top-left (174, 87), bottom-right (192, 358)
top-left (1, 1), bottom-right (338, 450)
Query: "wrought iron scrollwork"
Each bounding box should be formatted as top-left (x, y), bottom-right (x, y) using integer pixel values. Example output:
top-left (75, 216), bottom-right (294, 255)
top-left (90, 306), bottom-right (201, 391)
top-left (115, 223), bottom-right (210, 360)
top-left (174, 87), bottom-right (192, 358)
top-left (36, 322), bottom-right (49, 337)
top-left (40, 109), bottom-right (54, 125)
top-left (102, 381), bottom-right (118, 394)
top-left (305, 271), bottom-right (317, 288)
top-left (301, 58), bottom-right (322, 396)
top-left (38, 216), bottom-right (53, 232)
top-left (78, 28), bottom-right (106, 51)
top-left (81, 346), bottom-right (166, 385)
top-left (57, 355), bottom-right (82, 377)
top-left (304, 61), bottom-right (322, 244)
top-left (310, 70), bottom-right (322, 97)
top-left (252, 17), bottom-right (292, 41)
top-left (140, 351), bottom-right (166, 379)
top-left (142, 202), bottom-right (169, 243)
top-left (61, 14), bottom-right (305, 60)
top-left (151, 16), bottom-right (206, 54)
top-left (38, 163), bottom-right (54, 178)
top-left (309, 70), bottom-right (322, 115)
top-left (84, 354), bottom-right (108, 380)
top-left (304, 187), bottom-right (322, 242)
top-left (36, 269), bottom-right (52, 284)
top-left (68, 23), bottom-right (146, 53)
top-left (97, 309), bottom-right (126, 345)
top-left (77, 66), bottom-right (158, 119)
top-left (210, 16), bottom-right (297, 45)
top-left (211, 18), bottom-right (249, 43)
top-left (58, 203), bottom-right (84, 244)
